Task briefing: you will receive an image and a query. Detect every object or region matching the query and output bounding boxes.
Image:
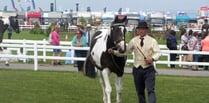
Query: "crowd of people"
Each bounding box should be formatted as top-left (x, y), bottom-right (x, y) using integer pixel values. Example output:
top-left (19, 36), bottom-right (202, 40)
top-left (48, 24), bottom-right (94, 71)
top-left (166, 19), bottom-right (209, 71)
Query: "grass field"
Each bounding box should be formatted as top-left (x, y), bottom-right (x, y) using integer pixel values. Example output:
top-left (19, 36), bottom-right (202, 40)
top-left (5, 30), bottom-right (72, 41)
top-left (0, 69), bottom-right (209, 103)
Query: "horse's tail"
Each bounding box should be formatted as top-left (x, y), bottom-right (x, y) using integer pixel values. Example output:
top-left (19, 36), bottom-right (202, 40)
top-left (83, 55), bottom-right (96, 78)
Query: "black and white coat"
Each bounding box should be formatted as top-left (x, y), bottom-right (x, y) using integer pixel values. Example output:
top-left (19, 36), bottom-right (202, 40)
top-left (84, 27), bottom-right (126, 103)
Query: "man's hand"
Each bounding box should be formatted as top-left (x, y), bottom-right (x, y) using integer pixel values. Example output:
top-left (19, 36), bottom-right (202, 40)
top-left (145, 57), bottom-right (154, 64)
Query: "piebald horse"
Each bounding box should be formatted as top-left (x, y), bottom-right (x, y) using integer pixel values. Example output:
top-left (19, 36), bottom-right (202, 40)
top-left (84, 15), bottom-right (127, 103)
top-left (0, 16), bottom-right (20, 42)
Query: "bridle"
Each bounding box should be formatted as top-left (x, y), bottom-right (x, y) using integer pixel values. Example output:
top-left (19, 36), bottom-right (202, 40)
top-left (110, 22), bottom-right (126, 52)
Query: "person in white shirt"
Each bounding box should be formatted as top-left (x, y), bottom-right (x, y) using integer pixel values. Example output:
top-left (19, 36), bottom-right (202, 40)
top-left (17, 47), bottom-right (31, 62)
top-left (2, 47), bottom-right (12, 66)
top-left (85, 24), bottom-right (92, 46)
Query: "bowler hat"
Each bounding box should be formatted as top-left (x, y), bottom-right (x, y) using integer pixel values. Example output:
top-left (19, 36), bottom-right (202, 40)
top-left (136, 21), bottom-right (149, 29)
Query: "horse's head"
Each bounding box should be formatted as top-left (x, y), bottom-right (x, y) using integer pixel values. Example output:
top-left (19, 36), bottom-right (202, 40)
top-left (9, 16), bottom-right (20, 34)
top-left (110, 24), bottom-right (126, 53)
top-left (109, 15), bottom-right (127, 53)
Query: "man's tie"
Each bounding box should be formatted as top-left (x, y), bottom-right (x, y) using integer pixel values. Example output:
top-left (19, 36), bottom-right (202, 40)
top-left (140, 38), bottom-right (144, 47)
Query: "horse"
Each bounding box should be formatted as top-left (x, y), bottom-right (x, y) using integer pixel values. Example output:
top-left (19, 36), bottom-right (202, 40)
top-left (84, 15), bottom-right (127, 103)
top-left (0, 16), bottom-right (20, 43)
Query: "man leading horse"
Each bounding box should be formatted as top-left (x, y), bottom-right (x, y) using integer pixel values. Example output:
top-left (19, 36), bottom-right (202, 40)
top-left (108, 21), bottom-right (161, 103)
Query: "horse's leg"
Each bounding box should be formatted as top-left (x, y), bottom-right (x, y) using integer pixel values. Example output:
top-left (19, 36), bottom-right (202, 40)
top-left (115, 76), bottom-right (122, 103)
top-left (98, 70), bottom-right (107, 103)
top-left (100, 68), bottom-right (112, 103)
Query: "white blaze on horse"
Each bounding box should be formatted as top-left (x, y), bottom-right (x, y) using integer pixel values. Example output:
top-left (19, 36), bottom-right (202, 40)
top-left (0, 16), bottom-right (20, 42)
top-left (84, 15), bottom-right (127, 103)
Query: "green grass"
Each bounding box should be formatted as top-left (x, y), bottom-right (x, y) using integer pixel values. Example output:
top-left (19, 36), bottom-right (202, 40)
top-left (4, 30), bottom-right (75, 41)
top-left (0, 69), bottom-right (209, 103)
top-left (7, 30), bottom-right (169, 44)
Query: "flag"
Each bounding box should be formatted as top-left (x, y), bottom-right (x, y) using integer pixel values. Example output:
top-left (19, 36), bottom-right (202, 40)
top-left (87, 6), bottom-right (91, 12)
top-left (103, 7), bottom-right (106, 13)
top-left (27, 6), bottom-right (31, 11)
top-left (31, 0), bottom-right (36, 9)
top-left (118, 8), bottom-right (122, 14)
top-left (19, 4), bottom-right (24, 11)
top-left (11, 0), bottom-right (15, 8)
top-left (39, 7), bottom-right (43, 12)
top-left (4, 6), bottom-right (7, 11)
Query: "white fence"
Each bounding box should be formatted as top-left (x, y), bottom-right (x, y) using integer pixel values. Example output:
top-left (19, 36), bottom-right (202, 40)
top-left (19, 25), bottom-right (50, 30)
top-left (0, 39), bottom-right (209, 71)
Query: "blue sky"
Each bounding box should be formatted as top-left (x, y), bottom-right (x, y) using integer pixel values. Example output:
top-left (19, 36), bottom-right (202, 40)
top-left (0, 0), bottom-right (209, 13)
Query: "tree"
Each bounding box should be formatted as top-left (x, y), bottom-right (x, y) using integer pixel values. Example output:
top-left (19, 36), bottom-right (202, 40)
top-left (79, 17), bottom-right (86, 25)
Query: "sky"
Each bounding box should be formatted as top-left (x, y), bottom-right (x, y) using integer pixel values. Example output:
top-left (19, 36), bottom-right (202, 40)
top-left (0, 0), bottom-right (209, 13)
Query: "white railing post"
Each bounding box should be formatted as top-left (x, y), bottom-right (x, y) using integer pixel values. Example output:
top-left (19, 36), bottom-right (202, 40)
top-left (34, 42), bottom-right (38, 71)
top-left (179, 51), bottom-right (182, 67)
top-left (23, 39), bottom-right (26, 63)
top-left (43, 39), bottom-right (47, 62)
top-left (167, 52), bottom-right (170, 67)
top-left (71, 47), bottom-right (75, 64)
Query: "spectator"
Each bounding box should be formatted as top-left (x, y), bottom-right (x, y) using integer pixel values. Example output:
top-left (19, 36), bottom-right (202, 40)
top-left (51, 26), bottom-right (62, 65)
top-left (65, 50), bottom-right (72, 64)
top-left (187, 29), bottom-right (193, 40)
top-left (166, 30), bottom-right (177, 68)
top-left (198, 32), bottom-right (204, 69)
top-left (72, 30), bottom-right (88, 71)
top-left (17, 47), bottom-right (31, 63)
top-left (188, 32), bottom-right (199, 70)
top-left (180, 29), bottom-right (189, 69)
top-left (2, 47), bottom-right (12, 66)
top-left (201, 32), bottom-right (209, 70)
top-left (77, 25), bottom-right (86, 36)
top-left (85, 24), bottom-right (92, 46)
top-left (201, 19), bottom-right (209, 35)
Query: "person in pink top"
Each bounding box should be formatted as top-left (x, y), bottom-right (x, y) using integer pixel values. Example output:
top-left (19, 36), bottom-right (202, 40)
top-left (201, 32), bottom-right (209, 70)
top-left (51, 26), bottom-right (62, 65)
